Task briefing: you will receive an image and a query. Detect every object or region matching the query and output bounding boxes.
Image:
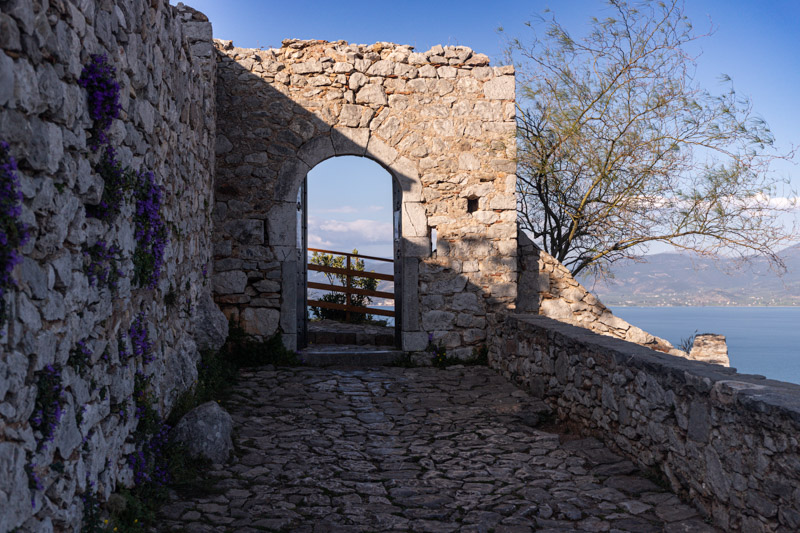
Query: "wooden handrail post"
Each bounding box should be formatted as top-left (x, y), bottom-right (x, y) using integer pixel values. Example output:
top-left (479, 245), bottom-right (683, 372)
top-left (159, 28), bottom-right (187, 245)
top-left (346, 255), bottom-right (352, 322)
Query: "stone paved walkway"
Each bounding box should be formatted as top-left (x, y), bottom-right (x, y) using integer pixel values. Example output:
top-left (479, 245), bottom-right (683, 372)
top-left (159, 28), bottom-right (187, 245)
top-left (159, 366), bottom-right (717, 532)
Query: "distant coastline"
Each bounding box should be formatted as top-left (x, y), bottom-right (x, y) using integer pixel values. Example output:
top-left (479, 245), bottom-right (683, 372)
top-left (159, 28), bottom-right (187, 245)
top-left (581, 244), bottom-right (800, 308)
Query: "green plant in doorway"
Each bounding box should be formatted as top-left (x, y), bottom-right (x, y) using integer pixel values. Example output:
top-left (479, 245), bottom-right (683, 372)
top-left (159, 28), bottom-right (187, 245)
top-left (309, 249), bottom-right (378, 323)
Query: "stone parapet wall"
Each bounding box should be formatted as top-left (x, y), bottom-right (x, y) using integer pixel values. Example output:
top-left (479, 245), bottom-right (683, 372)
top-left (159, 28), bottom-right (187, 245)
top-left (517, 232), bottom-right (685, 355)
top-left (0, 1), bottom-right (216, 530)
top-left (214, 39), bottom-right (517, 354)
top-left (490, 313), bottom-right (800, 532)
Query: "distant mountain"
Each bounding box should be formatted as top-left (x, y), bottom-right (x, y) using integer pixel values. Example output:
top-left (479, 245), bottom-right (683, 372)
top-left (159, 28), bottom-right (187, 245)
top-left (579, 244), bottom-right (800, 306)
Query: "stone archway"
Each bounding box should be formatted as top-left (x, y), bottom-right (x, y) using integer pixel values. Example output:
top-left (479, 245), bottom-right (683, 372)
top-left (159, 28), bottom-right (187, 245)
top-left (269, 130), bottom-right (428, 350)
top-left (213, 39), bottom-right (518, 356)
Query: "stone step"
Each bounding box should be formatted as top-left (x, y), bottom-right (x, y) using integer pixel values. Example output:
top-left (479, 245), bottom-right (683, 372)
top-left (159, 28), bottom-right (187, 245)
top-left (307, 329), bottom-right (395, 346)
top-left (298, 345), bottom-right (405, 367)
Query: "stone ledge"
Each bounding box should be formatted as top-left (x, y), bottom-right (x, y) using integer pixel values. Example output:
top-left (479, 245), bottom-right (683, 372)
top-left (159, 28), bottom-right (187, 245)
top-left (509, 313), bottom-right (800, 422)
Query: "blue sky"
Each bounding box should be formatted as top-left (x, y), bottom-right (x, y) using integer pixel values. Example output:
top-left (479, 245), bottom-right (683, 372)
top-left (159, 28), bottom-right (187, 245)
top-left (181, 0), bottom-right (800, 258)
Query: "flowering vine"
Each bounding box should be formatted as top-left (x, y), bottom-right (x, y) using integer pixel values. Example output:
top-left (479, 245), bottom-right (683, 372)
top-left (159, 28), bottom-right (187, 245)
top-left (0, 141), bottom-right (29, 329)
top-left (85, 146), bottom-right (133, 221)
top-left (128, 371), bottom-right (171, 488)
top-left (68, 339), bottom-right (93, 377)
top-left (83, 239), bottom-right (124, 291)
top-left (132, 170), bottom-right (168, 288)
top-left (78, 54), bottom-right (121, 150)
top-left (30, 364), bottom-right (65, 451)
top-left (128, 423), bottom-right (171, 488)
top-left (129, 312), bottom-right (154, 364)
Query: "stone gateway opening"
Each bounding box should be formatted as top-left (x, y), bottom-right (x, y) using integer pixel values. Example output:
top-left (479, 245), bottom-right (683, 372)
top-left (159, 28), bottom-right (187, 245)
top-left (301, 155), bottom-right (400, 349)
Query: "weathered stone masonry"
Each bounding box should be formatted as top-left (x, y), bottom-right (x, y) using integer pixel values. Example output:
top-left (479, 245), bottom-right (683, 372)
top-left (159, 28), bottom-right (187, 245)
top-left (212, 39), bottom-right (518, 355)
top-left (491, 314), bottom-right (800, 531)
top-left (0, 1), bottom-right (216, 530)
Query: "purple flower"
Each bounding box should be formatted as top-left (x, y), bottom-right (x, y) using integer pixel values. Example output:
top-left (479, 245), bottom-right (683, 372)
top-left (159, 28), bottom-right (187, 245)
top-left (85, 146), bottom-right (131, 221)
top-left (79, 55), bottom-right (121, 150)
top-left (132, 170), bottom-right (168, 288)
top-left (0, 141), bottom-right (29, 329)
top-left (30, 365), bottom-right (65, 450)
top-left (129, 312), bottom-right (154, 364)
top-left (84, 238), bottom-right (124, 290)
top-left (68, 338), bottom-right (93, 375)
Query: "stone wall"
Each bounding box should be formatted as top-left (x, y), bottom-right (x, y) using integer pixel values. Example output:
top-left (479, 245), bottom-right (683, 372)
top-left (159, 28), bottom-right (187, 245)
top-left (517, 232), bottom-right (685, 355)
top-left (213, 39), bottom-right (518, 354)
top-left (491, 314), bottom-right (800, 532)
top-left (0, 1), bottom-right (216, 530)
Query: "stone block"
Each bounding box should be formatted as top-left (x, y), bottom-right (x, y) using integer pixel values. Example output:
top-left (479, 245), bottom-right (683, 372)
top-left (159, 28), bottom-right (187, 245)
top-left (332, 127), bottom-right (369, 156)
top-left (195, 292), bottom-right (229, 351)
top-left (687, 400), bottom-right (710, 443)
top-left (458, 152), bottom-right (480, 171)
top-left (403, 331), bottom-right (429, 351)
top-left (394, 156), bottom-right (422, 202)
top-left (421, 310), bottom-right (455, 330)
top-left (367, 60), bottom-right (396, 76)
top-left (401, 202), bottom-right (427, 238)
top-left (213, 271), bottom-right (247, 294)
top-left (402, 257), bottom-right (419, 330)
top-left (224, 219), bottom-right (264, 244)
top-left (0, 52), bottom-right (15, 107)
top-left (540, 298), bottom-right (573, 321)
top-left (292, 60), bottom-right (323, 74)
top-left (366, 135), bottom-right (398, 166)
top-left (403, 236), bottom-right (431, 258)
top-left (0, 442), bottom-right (28, 532)
top-left (452, 292), bottom-right (480, 312)
top-left (297, 135), bottom-right (335, 167)
top-left (240, 307), bottom-right (280, 337)
top-left (355, 84), bottom-right (387, 105)
top-left (266, 202), bottom-right (296, 247)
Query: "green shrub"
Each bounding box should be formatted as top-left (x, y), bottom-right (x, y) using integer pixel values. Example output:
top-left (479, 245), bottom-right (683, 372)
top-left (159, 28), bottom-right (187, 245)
top-left (221, 320), bottom-right (300, 368)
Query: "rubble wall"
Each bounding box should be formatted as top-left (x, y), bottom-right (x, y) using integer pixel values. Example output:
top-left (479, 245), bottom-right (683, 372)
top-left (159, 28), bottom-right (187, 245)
top-left (0, 1), bottom-right (216, 530)
top-left (517, 232), bottom-right (683, 354)
top-left (214, 39), bottom-right (518, 355)
top-left (491, 314), bottom-right (800, 532)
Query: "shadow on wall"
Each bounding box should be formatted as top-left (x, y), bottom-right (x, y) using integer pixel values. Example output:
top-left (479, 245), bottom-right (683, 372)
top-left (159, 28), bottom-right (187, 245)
top-left (211, 41), bottom-right (518, 354)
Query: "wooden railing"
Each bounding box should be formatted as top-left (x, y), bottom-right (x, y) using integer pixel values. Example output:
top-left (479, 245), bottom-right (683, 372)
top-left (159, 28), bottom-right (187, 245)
top-left (307, 248), bottom-right (394, 321)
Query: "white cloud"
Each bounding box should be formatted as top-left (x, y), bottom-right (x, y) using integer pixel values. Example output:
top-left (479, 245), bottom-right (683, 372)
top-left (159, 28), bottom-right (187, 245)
top-left (308, 233), bottom-right (334, 247)
top-left (317, 219), bottom-right (393, 242)
top-left (314, 206), bottom-right (358, 214)
top-left (751, 194), bottom-right (800, 210)
top-left (313, 205), bottom-right (386, 214)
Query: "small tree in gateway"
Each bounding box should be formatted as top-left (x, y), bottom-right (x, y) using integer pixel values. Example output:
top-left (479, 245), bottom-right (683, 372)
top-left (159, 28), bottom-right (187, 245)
top-left (507, 0), bottom-right (797, 277)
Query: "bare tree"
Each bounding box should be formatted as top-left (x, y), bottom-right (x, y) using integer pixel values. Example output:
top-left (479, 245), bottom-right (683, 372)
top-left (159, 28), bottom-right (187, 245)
top-left (508, 0), bottom-right (797, 277)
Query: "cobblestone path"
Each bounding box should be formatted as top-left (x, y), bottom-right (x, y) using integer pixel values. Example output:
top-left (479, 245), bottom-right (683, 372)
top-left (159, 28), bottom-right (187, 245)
top-left (159, 366), bottom-right (717, 532)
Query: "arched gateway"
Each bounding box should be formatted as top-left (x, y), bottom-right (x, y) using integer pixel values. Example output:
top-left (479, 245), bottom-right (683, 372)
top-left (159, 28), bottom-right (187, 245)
top-left (212, 39), bottom-right (518, 355)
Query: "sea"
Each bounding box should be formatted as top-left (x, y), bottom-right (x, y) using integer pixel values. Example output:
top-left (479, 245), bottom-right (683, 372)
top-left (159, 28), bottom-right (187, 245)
top-left (609, 306), bottom-right (800, 385)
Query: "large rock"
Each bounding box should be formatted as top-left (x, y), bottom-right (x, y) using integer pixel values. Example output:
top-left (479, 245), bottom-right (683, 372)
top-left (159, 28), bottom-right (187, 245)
top-left (194, 291), bottom-right (229, 351)
top-left (689, 334), bottom-right (730, 366)
top-left (240, 307), bottom-right (279, 337)
top-left (171, 402), bottom-right (234, 464)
